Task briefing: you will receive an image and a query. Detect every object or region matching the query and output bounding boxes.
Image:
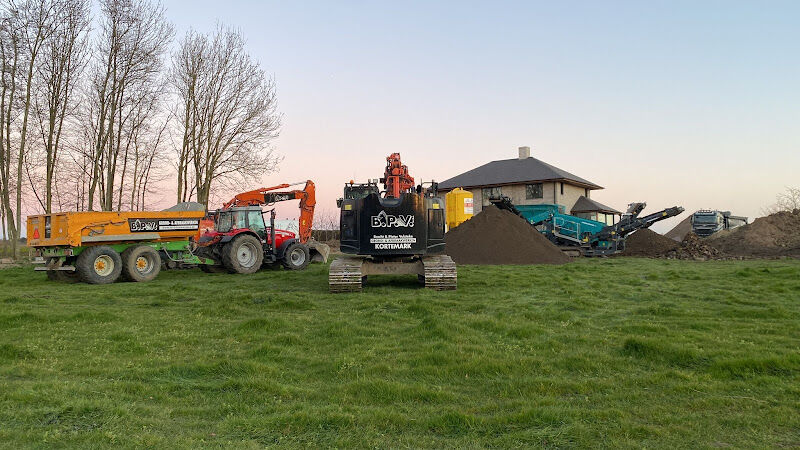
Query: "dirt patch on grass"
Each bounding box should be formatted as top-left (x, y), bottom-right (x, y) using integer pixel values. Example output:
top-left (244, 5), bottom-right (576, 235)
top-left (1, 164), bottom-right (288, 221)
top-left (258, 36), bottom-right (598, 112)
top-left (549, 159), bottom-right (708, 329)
top-left (707, 210), bottom-right (800, 257)
top-left (445, 206), bottom-right (570, 265)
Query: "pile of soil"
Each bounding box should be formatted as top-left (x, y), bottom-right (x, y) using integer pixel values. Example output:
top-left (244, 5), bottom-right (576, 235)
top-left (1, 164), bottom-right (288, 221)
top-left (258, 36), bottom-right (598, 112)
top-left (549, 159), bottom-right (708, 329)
top-left (664, 232), bottom-right (724, 260)
top-left (665, 216), bottom-right (692, 242)
top-left (707, 210), bottom-right (800, 257)
top-left (623, 229), bottom-right (729, 260)
top-left (622, 228), bottom-right (679, 256)
top-left (445, 206), bottom-right (570, 265)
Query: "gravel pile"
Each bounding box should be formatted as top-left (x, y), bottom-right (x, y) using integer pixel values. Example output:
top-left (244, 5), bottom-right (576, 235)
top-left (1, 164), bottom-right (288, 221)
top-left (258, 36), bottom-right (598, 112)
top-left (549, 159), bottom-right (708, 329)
top-left (664, 216), bottom-right (692, 242)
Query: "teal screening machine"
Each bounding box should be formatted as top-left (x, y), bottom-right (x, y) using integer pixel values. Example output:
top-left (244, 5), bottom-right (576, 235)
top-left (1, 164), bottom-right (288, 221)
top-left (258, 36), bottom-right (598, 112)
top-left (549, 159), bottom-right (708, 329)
top-left (489, 197), bottom-right (684, 257)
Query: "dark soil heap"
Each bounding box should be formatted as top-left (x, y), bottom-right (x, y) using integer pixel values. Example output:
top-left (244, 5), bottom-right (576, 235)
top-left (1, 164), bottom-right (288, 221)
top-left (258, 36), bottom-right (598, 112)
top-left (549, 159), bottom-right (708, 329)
top-left (707, 210), bottom-right (800, 257)
top-left (665, 216), bottom-right (692, 242)
top-left (445, 206), bottom-right (570, 265)
top-left (623, 229), bottom-right (727, 260)
top-left (664, 232), bottom-right (723, 260)
top-left (622, 229), bottom-right (679, 256)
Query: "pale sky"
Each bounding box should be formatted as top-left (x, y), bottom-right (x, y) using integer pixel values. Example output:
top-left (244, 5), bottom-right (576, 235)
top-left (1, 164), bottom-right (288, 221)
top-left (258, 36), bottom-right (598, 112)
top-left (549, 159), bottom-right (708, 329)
top-left (164, 0), bottom-right (799, 232)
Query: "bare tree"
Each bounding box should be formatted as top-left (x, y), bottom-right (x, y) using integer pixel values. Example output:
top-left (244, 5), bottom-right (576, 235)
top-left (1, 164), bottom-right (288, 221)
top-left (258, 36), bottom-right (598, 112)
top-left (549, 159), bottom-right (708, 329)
top-left (312, 207), bottom-right (340, 242)
top-left (0, 0), bottom-right (57, 258)
top-left (763, 187), bottom-right (800, 215)
top-left (172, 26), bottom-right (281, 207)
top-left (85, 0), bottom-right (172, 211)
top-left (31, 0), bottom-right (89, 213)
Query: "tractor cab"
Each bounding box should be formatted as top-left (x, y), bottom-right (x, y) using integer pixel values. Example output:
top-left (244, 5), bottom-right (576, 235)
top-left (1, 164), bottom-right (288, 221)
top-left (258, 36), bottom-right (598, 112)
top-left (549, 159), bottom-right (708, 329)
top-left (214, 207), bottom-right (268, 237)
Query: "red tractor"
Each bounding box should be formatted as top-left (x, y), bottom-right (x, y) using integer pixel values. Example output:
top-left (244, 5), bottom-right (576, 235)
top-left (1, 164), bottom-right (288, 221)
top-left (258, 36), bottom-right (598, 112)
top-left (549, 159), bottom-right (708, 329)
top-left (194, 180), bottom-right (329, 274)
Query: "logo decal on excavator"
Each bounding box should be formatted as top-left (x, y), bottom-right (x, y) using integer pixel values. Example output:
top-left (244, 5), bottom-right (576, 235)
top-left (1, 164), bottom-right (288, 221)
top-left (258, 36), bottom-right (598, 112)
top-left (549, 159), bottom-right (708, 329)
top-left (370, 210), bottom-right (414, 228)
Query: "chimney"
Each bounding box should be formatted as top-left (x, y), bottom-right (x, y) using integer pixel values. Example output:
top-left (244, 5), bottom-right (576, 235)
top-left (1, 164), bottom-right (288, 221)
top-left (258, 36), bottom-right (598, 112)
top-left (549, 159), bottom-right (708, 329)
top-left (518, 146), bottom-right (530, 159)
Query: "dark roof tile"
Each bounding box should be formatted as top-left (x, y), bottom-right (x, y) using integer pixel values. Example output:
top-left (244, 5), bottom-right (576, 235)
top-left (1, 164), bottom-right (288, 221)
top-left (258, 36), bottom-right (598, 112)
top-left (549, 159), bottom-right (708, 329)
top-left (438, 157), bottom-right (602, 190)
top-left (571, 196), bottom-right (620, 214)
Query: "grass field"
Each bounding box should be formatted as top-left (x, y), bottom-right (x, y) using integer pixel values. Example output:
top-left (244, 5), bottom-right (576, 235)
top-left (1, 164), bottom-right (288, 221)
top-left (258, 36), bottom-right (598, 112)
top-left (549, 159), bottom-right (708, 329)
top-left (1, 258), bottom-right (799, 448)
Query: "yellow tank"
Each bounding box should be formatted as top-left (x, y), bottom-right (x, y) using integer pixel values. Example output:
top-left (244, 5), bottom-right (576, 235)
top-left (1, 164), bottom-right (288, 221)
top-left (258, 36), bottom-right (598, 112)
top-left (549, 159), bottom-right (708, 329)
top-left (445, 188), bottom-right (474, 230)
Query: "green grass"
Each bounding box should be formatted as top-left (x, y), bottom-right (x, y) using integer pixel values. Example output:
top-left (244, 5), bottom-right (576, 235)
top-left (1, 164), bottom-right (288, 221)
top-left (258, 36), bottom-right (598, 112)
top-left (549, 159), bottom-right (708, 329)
top-left (1, 258), bottom-right (799, 448)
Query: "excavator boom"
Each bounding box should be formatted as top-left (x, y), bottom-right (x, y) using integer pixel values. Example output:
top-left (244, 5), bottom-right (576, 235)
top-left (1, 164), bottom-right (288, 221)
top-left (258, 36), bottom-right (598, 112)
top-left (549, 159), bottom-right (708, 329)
top-left (222, 180), bottom-right (316, 244)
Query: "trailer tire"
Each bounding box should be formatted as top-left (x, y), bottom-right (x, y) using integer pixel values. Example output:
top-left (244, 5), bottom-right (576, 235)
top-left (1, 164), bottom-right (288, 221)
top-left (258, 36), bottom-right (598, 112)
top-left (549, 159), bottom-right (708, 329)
top-left (222, 234), bottom-right (263, 274)
top-left (281, 243), bottom-right (310, 271)
top-left (76, 246), bottom-right (122, 284)
top-left (121, 245), bottom-right (161, 282)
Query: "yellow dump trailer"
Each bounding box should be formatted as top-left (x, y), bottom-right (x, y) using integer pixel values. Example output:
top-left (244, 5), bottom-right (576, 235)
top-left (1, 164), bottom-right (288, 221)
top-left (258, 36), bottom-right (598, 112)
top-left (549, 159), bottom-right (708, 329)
top-left (27, 210), bottom-right (212, 284)
top-left (445, 188), bottom-right (474, 230)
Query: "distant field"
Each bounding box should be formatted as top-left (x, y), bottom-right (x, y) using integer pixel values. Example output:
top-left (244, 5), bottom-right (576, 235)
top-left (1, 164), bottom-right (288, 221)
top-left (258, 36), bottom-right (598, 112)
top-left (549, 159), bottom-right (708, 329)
top-left (1, 259), bottom-right (799, 447)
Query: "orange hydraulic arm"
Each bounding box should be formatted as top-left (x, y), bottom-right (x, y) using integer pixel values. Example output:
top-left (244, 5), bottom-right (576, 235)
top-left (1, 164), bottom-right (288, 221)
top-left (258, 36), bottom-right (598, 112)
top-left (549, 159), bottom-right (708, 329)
top-left (382, 153), bottom-right (415, 198)
top-left (223, 180), bottom-right (316, 244)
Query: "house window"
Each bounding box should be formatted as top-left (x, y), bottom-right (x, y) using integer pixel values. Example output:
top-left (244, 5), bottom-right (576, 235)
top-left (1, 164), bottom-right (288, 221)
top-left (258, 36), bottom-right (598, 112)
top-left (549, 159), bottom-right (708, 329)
top-left (525, 183), bottom-right (543, 200)
top-left (481, 187), bottom-right (502, 205)
top-left (560, 182), bottom-right (564, 195)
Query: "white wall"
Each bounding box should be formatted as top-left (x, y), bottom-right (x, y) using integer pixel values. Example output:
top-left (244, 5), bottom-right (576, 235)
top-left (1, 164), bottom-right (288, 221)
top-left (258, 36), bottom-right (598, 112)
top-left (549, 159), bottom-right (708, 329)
top-left (454, 182), bottom-right (593, 214)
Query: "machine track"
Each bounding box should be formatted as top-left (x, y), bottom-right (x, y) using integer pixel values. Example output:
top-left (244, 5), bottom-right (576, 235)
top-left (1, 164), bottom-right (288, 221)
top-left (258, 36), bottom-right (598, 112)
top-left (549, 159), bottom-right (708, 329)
top-left (328, 256), bottom-right (364, 293)
top-left (420, 255), bottom-right (457, 290)
top-left (329, 254), bottom-right (457, 292)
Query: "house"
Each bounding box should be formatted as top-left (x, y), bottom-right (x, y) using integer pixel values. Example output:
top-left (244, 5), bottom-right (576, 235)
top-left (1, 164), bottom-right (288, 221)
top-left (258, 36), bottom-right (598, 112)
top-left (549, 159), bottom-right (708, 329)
top-left (438, 146), bottom-right (621, 225)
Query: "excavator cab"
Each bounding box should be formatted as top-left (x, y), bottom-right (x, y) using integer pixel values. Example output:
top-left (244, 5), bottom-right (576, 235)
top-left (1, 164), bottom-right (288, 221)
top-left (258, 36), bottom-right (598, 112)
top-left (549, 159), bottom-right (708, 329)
top-left (337, 181), bottom-right (380, 207)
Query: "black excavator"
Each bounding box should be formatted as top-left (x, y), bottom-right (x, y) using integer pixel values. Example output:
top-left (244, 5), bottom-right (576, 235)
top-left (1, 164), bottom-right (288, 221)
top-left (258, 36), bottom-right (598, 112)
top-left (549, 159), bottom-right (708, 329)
top-left (328, 153), bottom-right (457, 292)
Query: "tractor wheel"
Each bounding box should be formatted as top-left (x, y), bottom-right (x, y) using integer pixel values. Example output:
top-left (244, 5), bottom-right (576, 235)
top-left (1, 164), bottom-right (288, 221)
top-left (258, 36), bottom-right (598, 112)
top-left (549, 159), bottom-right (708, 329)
top-left (281, 243), bottom-right (310, 271)
top-left (76, 246), bottom-right (122, 284)
top-left (121, 245), bottom-right (161, 282)
top-left (222, 234), bottom-right (264, 274)
top-left (200, 264), bottom-right (228, 274)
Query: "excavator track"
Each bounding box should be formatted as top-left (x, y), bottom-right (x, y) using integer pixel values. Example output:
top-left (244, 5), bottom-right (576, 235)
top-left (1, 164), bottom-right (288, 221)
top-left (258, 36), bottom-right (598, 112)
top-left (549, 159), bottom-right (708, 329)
top-left (328, 256), bottom-right (364, 293)
top-left (328, 254), bottom-right (457, 292)
top-left (420, 255), bottom-right (457, 290)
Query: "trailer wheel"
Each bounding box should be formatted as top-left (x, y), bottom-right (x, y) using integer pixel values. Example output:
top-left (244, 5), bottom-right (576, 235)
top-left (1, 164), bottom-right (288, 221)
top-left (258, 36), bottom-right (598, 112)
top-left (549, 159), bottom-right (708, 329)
top-left (281, 243), bottom-right (310, 271)
top-left (222, 234), bottom-right (263, 274)
top-left (121, 245), bottom-right (161, 282)
top-left (76, 246), bottom-right (122, 284)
